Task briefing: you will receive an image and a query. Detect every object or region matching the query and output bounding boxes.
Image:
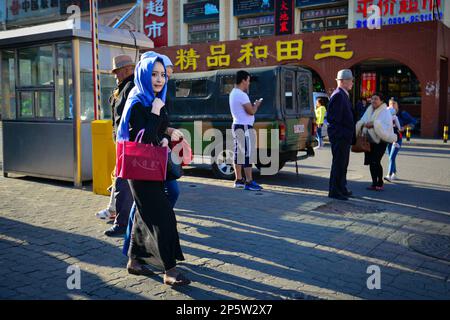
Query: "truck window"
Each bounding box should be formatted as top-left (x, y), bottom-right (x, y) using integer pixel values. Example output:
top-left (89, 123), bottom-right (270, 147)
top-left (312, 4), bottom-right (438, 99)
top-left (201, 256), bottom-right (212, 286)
top-left (220, 76), bottom-right (235, 95)
top-left (298, 73), bottom-right (311, 111)
top-left (284, 71), bottom-right (295, 112)
top-left (175, 79), bottom-right (208, 98)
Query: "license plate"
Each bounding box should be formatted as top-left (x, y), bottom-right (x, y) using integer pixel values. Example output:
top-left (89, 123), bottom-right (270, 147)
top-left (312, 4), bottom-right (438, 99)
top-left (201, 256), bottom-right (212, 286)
top-left (294, 124), bottom-right (304, 134)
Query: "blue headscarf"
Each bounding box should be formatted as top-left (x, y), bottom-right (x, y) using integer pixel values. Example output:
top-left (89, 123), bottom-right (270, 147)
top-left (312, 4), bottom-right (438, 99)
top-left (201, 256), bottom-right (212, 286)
top-left (116, 55), bottom-right (167, 142)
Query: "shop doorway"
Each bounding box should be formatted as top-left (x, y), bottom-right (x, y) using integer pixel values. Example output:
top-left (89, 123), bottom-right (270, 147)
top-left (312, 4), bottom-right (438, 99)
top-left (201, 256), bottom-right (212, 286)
top-left (352, 59), bottom-right (422, 133)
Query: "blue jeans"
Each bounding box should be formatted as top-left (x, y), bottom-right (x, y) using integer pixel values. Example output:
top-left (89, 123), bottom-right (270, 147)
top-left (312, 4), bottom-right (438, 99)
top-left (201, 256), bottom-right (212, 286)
top-left (123, 180), bottom-right (180, 257)
top-left (165, 179), bottom-right (180, 208)
top-left (387, 139), bottom-right (402, 175)
top-left (317, 126), bottom-right (323, 146)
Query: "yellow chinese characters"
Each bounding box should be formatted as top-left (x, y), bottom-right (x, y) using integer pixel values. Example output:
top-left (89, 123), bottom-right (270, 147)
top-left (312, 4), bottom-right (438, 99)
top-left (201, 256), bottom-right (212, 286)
top-left (207, 45), bottom-right (230, 68)
top-left (175, 48), bottom-right (200, 71)
top-left (314, 35), bottom-right (354, 60)
top-left (276, 40), bottom-right (303, 62)
top-left (237, 43), bottom-right (269, 66)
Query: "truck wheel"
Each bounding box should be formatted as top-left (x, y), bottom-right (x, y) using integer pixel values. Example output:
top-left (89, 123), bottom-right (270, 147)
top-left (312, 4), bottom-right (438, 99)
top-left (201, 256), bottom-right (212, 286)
top-left (211, 149), bottom-right (235, 180)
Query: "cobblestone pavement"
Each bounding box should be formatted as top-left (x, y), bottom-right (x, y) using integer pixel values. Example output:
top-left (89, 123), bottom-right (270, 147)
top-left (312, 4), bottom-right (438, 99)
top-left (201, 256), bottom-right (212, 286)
top-left (0, 169), bottom-right (449, 300)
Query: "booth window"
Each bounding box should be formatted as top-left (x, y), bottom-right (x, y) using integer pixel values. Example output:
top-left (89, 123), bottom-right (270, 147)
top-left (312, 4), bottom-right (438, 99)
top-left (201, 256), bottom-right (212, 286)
top-left (0, 50), bottom-right (16, 120)
top-left (56, 43), bottom-right (73, 120)
top-left (16, 45), bottom-right (55, 119)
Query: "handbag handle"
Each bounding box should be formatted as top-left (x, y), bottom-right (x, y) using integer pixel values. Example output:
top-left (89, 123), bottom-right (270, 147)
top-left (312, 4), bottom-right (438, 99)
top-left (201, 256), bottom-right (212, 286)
top-left (135, 129), bottom-right (145, 143)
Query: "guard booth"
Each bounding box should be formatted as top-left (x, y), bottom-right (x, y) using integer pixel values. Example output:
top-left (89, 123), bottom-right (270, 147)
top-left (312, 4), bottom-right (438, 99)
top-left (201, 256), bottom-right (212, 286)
top-left (0, 20), bottom-right (153, 186)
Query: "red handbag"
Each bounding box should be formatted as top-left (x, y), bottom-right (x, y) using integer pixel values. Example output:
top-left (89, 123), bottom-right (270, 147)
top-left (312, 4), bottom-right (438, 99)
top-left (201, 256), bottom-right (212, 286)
top-left (116, 129), bottom-right (168, 181)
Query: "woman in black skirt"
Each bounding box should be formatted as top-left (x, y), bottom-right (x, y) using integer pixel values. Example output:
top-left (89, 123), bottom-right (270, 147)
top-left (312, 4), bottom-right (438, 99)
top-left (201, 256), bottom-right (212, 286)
top-left (116, 55), bottom-right (189, 286)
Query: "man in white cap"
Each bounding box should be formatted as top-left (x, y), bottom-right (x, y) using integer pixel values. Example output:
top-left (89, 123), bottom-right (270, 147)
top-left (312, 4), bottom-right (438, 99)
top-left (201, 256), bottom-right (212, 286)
top-left (96, 54), bottom-right (135, 237)
top-left (327, 69), bottom-right (355, 200)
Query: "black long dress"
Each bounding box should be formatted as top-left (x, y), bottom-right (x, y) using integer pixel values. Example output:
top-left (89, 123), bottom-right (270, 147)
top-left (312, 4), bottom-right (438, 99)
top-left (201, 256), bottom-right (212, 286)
top-left (127, 102), bottom-right (184, 271)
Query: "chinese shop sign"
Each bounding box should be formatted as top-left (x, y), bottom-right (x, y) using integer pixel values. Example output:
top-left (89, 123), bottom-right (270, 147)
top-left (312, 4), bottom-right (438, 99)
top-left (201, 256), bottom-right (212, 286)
top-left (361, 73), bottom-right (377, 97)
top-left (296, 0), bottom-right (342, 7)
top-left (6, 0), bottom-right (60, 22)
top-left (59, 0), bottom-right (135, 13)
top-left (234, 0), bottom-right (274, 16)
top-left (354, 0), bottom-right (445, 28)
top-left (275, 0), bottom-right (294, 35)
top-left (183, 0), bottom-right (219, 24)
top-left (173, 34), bottom-right (354, 72)
top-left (144, 0), bottom-right (168, 47)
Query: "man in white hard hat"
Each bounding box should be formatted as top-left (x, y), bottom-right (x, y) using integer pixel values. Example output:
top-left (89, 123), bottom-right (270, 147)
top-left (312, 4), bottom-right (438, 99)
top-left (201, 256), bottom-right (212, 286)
top-left (327, 69), bottom-right (355, 201)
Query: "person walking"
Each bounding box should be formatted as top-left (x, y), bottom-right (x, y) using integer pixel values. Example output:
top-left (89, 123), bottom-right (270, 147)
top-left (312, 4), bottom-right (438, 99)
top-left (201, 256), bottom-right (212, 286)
top-left (355, 93), bottom-right (397, 191)
top-left (97, 54), bottom-right (135, 237)
top-left (384, 99), bottom-right (416, 181)
top-left (315, 97), bottom-right (327, 148)
top-left (327, 69), bottom-right (355, 200)
top-left (229, 70), bottom-right (263, 191)
top-left (116, 55), bottom-right (189, 286)
top-left (385, 98), bottom-right (402, 182)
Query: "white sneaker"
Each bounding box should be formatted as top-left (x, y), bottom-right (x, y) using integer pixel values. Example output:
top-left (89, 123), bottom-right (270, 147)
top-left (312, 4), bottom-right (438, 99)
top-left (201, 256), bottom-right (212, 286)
top-left (384, 175), bottom-right (392, 182)
top-left (390, 173), bottom-right (397, 180)
top-left (95, 209), bottom-right (116, 220)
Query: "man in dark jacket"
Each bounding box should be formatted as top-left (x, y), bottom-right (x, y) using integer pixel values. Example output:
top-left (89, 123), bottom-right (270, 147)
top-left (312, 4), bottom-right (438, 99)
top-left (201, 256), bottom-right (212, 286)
top-left (327, 69), bottom-right (355, 200)
top-left (103, 55), bottom-right (135, 236)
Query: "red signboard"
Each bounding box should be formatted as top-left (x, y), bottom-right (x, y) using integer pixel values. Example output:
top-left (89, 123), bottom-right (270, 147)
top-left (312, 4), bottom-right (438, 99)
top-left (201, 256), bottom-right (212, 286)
top-left (143, 0), bottom-right (168, 47)
top-left (275, 0), bottom-right (294, 36)
top-left (361, 72), bottom-right (377, 98)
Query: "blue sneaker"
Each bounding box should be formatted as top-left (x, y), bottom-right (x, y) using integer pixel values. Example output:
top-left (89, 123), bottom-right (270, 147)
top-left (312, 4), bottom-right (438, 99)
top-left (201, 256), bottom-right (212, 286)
top-left (244, 180), bottom-right (263, 191)
top-left (234, 179), bottom-right (245, 188)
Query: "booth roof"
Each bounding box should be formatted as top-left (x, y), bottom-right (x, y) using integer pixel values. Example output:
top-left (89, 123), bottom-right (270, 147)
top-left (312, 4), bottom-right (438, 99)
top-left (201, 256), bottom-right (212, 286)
top-left (0, 20), bottom-right (154, 49)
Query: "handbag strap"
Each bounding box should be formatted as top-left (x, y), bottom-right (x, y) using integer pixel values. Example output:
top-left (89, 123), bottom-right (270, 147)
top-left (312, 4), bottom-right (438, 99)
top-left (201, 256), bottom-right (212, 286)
top-left (135, 129), bottom-right (145, 143)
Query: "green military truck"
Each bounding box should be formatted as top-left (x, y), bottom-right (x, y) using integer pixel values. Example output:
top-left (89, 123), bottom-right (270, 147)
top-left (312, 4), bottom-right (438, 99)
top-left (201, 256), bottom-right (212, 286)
top-left (166, 65), bottom-right (317, 180)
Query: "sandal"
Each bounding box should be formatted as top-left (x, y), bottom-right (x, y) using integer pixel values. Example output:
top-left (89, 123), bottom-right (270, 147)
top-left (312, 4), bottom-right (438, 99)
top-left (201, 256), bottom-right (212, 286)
top-left (127, 265), bottom-right (155, 277)
top-left (164, 273), bottom-right (191, 286)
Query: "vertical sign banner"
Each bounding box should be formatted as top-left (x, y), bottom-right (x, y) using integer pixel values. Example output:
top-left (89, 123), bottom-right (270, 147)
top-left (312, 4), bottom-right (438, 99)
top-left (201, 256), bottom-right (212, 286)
top-left (144, 0), bottom-right (168, 47)
top-left (361, 73), bottom-right (376, 98)
top-left (275, 0), bottom-right (294, 35)
top-left (90, 0), bottom-right (101, 120)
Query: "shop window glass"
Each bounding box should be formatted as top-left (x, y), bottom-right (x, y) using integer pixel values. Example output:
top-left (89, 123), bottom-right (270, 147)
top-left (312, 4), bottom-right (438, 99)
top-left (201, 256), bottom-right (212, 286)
top-left (56, 43), bottom-right (73, 120)
top-left (1, 50), bottom-right (16, 120)
top-left (19, 91), bottom-right (33, 118)
top-left (19, 46), bottom-right (53, 87)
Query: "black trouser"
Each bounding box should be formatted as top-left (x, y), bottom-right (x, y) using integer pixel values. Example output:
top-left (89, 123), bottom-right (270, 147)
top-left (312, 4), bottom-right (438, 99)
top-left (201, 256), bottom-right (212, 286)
top-left (368, 142), bottom-right (387, 187)
top-left (113, 177), bottom-right (134, 228)
top-left (329, 138), bottom-right (351, 196)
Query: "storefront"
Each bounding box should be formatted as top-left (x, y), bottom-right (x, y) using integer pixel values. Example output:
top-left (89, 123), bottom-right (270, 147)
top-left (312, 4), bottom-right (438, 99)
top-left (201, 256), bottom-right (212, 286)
top-left (0, 20), bottom-right (153, 185)
top-left (157, 21), bottom-right (450, 138)
top-left (184, 0), bottom-right (220, 44)
top-left (297, 0), bottom-right (348, 33)
top-left (234, 0), bottom-right (275, 39)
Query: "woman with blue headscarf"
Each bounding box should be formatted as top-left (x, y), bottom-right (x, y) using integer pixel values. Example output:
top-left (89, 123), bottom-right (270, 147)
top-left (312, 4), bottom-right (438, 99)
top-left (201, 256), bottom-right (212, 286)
top-left (116, 55), bottom-right (190, 286)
